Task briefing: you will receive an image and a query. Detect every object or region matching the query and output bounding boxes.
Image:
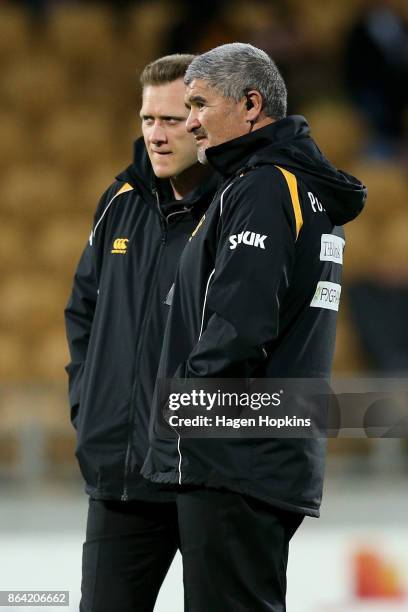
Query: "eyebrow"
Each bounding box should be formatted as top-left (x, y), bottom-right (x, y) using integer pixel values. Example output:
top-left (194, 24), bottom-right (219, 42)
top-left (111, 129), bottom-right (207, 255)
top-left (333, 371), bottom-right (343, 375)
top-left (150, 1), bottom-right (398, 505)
top-left (139, 114), bottom-right (186, 121)
top-left (187, 95), bottom-right (207, 106)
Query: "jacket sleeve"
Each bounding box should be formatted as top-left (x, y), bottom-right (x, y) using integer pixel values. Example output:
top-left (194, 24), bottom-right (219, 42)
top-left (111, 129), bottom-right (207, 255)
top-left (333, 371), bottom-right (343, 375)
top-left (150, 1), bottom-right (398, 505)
top-left (181, 167), bottom-right (299, 379)
top-left (64, 236), bottom-right (98, 429)
top-left (63, 180), bottom-right (117, 428)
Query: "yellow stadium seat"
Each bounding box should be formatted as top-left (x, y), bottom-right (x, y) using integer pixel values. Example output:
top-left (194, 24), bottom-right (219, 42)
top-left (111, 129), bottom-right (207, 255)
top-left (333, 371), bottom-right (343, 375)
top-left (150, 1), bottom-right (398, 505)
top-left (342, 216), bottom-right (375, 282)
top-left (48, 4), bottom-right (115, 66)
top-left (2, 165), bottom-right (73, 218)
top-left (227, 1), bottom-right (281, 32)
top-left (0, 386), bottom-right (68, 430)
top-left (344, 161), bottom-right (408, 281)
top-left (0, 113), bottom-right (30, 168)
top-left (75, 163), bottom-right (121, 214)
top-left (0, 334), bottom-right (26, 383)
top-left (2, 57), bottom-right (71, 119)
top-left (328, 438), bottom-right (374, 459)
top-left (287, 0), bottom-right (364, 54)
top-left (0, 7), bottom-right (30, 62)
top-left (333, 299), bottom-right (370, 374)
top-left (349, 161), bottom-right (408, 223)
top-left (34, 216), bottom-right (91, 275)
top-left (376, 213), bottom-right (408, 281)
top-left (303, 102), bottom-right (367, 168)
top-left (0, 220), bottom-right (27, 272)
top-left (0, 432), bottom-right (19, 469)
top-left (0, 275), bottom-right (68, 337)
top-left (42, 109), bottom-right (114, 172)
top-left (125, 2), bottom-right (181, 69)
top-left (45, 430), bottom-right (77, 472)
top-left (30, 327), bottom-right (70, 383)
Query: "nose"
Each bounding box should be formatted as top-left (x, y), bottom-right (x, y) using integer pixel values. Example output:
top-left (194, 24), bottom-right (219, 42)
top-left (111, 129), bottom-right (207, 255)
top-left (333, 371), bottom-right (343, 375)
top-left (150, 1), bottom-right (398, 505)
top-left (186, 109), bottom-right (201, 133)
top-left (149, 121), bottom-right (167, 145)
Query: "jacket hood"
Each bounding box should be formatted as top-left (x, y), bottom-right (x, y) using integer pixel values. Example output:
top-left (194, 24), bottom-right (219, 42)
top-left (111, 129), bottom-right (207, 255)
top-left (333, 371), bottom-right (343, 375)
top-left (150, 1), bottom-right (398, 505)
top-left (116, 137), bottom-right (219, 213)
top-left (206, 115), bottom-right (367, 226)
top-left (116, 137), bottom-right (158, 202)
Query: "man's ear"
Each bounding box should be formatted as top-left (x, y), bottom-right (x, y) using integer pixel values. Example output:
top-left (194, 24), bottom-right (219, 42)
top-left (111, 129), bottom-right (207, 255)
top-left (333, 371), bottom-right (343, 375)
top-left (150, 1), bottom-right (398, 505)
top-left (244, 90), bottom-right (263, 122)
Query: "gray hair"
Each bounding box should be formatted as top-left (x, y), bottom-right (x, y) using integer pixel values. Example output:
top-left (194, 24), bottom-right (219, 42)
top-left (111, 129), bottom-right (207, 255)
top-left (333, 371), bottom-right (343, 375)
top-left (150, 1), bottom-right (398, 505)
top-left (184, 43), bottom-right (287, 120)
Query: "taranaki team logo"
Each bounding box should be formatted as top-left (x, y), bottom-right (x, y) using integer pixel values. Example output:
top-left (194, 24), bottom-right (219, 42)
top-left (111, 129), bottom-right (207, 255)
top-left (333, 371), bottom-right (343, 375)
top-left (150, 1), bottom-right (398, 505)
top-left (111, 238), bottom-right (129, 254)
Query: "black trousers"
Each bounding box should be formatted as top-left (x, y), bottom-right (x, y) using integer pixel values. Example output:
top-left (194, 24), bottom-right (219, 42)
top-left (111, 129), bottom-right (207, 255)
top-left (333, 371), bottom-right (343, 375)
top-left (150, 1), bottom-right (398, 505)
top-left (80, 490), bottom-right (303, 612)
top-left (178, 488), bottom-right (303, 612)
top-left (80, 499), bottom-right (179, 612)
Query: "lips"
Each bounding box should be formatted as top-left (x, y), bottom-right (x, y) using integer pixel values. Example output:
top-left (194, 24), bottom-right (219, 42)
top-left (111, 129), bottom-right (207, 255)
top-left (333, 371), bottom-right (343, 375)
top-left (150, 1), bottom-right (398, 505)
top-left (193, 129), bottom-right (207, 141)
top-left (152, 150), bottom-right (172, 155)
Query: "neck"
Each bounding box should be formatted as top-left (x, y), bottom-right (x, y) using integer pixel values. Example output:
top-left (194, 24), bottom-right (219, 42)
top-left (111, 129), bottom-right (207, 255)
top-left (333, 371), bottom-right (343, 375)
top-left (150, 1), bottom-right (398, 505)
top-left (170, 163), bottom-right (212, 200)
top-left (251, 116), bottom-right (275, 133)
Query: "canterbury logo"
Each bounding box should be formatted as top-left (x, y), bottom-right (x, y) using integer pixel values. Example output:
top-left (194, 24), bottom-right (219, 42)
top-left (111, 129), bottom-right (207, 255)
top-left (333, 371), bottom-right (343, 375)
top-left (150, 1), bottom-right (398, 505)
top-left (111, 238), bottom-right (129, 254)
top-left (229, 231), bottom-right (268, 250)
top-left (189, 214), bottom-right (206, 241)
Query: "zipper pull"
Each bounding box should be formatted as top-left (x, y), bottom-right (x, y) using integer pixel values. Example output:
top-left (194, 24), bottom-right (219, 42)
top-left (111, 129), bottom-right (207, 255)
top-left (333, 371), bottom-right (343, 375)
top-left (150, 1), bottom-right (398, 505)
top-left (154, 188), bottom-right (168, 243)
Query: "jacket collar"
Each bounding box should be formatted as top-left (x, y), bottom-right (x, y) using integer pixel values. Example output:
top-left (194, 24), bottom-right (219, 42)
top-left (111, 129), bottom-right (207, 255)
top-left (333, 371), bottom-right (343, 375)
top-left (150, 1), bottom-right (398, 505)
top-left (117, 136), bottom-right (219, 214)
top-left (205, 115), bottom-right (310, 177)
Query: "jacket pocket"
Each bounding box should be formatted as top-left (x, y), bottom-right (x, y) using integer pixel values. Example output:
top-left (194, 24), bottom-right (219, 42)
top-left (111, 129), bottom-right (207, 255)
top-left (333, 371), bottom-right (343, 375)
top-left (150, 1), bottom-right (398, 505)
top-left (65, 361), bottom-right (85, 429)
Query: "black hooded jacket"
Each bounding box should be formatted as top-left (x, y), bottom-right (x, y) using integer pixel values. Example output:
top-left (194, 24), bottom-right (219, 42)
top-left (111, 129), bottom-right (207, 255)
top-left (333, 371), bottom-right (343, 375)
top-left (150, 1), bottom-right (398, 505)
top-left (64, 137), bottom-right (218, 501)
top-left (141, 116), bottom-right (367, 516)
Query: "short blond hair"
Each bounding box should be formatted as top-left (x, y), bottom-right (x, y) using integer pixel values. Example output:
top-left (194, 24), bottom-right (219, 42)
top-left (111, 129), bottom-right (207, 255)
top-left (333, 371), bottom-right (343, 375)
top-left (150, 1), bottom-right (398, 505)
top-left (140, 54), bottom-right (195, 87)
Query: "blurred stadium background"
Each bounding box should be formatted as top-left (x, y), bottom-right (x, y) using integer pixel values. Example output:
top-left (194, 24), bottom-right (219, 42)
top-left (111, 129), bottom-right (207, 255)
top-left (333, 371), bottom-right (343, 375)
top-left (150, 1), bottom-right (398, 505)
top-left (0, 0), bottom-right (407, 610)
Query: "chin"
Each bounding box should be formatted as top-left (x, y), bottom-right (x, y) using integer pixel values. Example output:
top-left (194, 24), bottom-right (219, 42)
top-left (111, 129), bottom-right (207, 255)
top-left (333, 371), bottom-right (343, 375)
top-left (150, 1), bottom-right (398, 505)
top-left (152, 165), bottom-right (172, 179)
top-left (197, 148), bottom-right (208, 165)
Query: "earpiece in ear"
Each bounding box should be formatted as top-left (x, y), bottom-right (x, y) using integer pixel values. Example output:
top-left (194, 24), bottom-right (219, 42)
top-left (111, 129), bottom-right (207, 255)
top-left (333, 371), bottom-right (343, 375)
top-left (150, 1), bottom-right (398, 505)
top-left (246, 97), bottom-right (254, 110)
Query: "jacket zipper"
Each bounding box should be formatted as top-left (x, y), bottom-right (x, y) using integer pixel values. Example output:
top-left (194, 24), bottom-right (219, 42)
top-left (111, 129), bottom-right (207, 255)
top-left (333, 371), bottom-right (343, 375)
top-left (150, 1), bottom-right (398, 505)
top-left (174, 267), bottom-right (216, 486)
top-left (121, 192), bottom-right (190, 500)
top-left (174, 184), bottom-right (233, 485)
top-left (163, 207), bottom-right (193, 486)
top-left (121, 190), bottom-right (167, 501)
top-left (156, 191), bottom-right (168, 244)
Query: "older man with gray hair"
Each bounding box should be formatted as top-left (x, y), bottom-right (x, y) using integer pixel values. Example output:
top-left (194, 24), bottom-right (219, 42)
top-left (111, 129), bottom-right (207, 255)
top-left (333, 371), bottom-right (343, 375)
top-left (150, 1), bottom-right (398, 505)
top-left (142, 43), bottom-right (366, 611)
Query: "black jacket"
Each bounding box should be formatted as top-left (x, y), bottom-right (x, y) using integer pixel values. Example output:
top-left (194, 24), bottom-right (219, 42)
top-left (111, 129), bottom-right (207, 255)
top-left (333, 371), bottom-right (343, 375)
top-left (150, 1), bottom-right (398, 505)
top-left (64, 138), bottom-right (217, 501)
top-left (141, 116), bottom-right (367, 516)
